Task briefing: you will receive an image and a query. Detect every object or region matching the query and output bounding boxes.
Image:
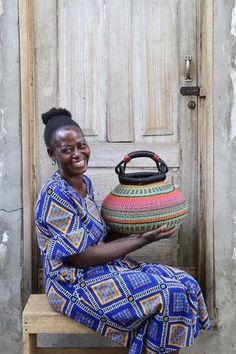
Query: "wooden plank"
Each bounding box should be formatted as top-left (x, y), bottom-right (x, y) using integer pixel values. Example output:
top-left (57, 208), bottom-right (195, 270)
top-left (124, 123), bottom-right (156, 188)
top-left (25, 317), bottom-right (96, 335)
top-left (33, 0), bottom-right (58, 195)
top-left (178, 0), bottom-right (198, 267)
top-left (38, 348), bottom-right (128, 354)
top-left (88, 143), bottom-right (180, 168)
top-left (23, 331), bottom-right (36, 354)
top-left (198, 0), bottom-right (215, 318)
top-left (132, 0), bottom-right (178, 140)
top-left (58, 1), bottom-right (106, 140)
top-left (19, 0), bottom-right (35, 301)
top-left (23, 295), bottom-right (95, 334)
top-left (107, 0), bottom-right (133, 142)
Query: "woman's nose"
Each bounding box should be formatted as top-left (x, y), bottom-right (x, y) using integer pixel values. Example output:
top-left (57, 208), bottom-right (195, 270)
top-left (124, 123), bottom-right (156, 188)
top-left (72, 148), bottom-right (81, 158)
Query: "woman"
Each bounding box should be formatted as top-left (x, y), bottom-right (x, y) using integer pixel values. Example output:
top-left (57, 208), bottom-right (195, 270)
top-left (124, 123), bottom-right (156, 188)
top-left (35, 107), bottom-right (210, 353)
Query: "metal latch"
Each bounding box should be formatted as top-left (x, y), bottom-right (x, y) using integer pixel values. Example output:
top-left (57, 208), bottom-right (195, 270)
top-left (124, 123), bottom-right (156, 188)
top-left (180, 86), bottom-right (200, 96)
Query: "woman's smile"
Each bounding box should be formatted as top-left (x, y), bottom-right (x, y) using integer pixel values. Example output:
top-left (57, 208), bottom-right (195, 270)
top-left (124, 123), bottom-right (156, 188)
top-left (72, 159), bottom-right (86, 167)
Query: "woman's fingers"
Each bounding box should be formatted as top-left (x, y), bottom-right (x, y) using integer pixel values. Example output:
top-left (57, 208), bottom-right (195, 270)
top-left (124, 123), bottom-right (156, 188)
top-left (142, 225), bottom-right (176, 242)
top-left (155, 227), bottom-right (176, 240)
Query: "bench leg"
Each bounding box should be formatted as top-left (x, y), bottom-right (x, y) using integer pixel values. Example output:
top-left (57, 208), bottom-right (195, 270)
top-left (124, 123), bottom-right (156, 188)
top-left (23, 331), bottom-right (37, 354)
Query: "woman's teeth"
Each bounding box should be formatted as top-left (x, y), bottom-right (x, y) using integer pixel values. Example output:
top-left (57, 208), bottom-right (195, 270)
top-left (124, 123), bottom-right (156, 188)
top-left (73, 160), bottom-right (85, 167)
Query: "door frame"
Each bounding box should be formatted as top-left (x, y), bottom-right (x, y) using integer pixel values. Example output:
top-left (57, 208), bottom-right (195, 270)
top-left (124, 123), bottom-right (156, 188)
top-left (19, 0), bottom-right (215, 318)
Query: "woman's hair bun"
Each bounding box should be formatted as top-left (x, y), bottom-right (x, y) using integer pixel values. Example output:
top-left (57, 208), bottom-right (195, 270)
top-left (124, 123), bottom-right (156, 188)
top-left (42, 107), bottom-right (72, 125)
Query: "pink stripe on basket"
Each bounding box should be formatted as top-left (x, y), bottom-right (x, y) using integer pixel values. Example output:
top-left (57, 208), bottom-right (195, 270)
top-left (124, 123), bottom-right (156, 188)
top-left (103, 190), bottom-right (186, 210)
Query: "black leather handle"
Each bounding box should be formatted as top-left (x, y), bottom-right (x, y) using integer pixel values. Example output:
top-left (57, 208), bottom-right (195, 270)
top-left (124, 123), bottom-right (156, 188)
top-left (115, 150), bottom-right (168, 185)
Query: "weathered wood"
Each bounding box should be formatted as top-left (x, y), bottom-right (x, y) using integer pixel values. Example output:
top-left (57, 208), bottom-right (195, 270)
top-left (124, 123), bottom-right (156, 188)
top-left (107, 0), bottom-right (133, 142)
top-left (33, 0), bottom-right (58, 196)
top-left (23, 294), bottom-right (128, 353)
top-left (88, 143), bottom-right (180, 168)
top-left (178, 0), bottom-right (198, 268)
top-left (19, 0), bottom-right (35, 301)
top-left (198, 0), bottom-right (215, 318)
top-left (58, 0), bottom-right (106, 140)
top-left (23, 295), bottom-right (96, 334)
top-left (133, 0), bottom-right (178, 139)
top-left (38, 349), bottom-right (127, 354)
top-left (23, 331), bottom-right (36, 354)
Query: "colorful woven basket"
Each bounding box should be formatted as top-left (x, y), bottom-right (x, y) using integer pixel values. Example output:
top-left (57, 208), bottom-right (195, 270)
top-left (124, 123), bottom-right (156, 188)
top-left (101, 151), bottom-right (188, 234)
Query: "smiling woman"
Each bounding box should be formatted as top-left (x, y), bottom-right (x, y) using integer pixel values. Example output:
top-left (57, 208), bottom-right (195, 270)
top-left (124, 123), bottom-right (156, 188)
top-left (35, 108), bottom-right (211, 354)
top-left (42, 108), bottom-right (90, 197)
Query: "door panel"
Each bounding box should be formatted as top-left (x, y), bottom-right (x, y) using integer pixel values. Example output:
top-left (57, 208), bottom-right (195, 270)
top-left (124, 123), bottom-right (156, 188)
top-left (33, 0), bottom-right (198, 268)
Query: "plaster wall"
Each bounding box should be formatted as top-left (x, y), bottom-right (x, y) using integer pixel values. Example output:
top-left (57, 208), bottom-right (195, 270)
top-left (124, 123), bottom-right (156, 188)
top-left (0, 0), bottom-right (22, 353)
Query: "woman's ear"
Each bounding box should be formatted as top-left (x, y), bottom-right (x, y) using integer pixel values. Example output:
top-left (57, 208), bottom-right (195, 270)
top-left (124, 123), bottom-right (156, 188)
top-left (47, 148), bottom-right (57, 166)
top-left (47, 148), bottom-right (55, 162)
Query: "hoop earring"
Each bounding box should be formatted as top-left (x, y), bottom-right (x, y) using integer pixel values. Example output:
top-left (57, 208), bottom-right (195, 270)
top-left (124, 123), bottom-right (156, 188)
top-left (52, 159), bottom-right (56, 166)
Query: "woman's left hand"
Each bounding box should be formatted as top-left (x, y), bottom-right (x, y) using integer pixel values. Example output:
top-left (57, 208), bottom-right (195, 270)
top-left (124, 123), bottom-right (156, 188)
top-left (140, 225), bottom-right (176, 243)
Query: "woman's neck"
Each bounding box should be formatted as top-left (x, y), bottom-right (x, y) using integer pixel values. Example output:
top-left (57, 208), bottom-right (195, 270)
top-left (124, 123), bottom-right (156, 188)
top-left (59, 173), bottom-right (87, 198)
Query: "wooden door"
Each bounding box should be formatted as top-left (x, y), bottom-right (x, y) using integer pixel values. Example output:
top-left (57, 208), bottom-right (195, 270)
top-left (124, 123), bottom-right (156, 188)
top-left (33, 0), bottom-right (199, 278)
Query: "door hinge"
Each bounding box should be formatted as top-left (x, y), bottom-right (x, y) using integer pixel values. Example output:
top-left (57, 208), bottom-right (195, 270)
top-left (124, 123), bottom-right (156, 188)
top-left (180, 86), bottom-right (206, 98)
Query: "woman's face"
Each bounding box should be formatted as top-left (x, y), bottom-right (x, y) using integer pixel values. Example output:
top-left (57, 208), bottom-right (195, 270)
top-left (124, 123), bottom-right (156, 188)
top-left (49, 126), bottom-right (90, 179)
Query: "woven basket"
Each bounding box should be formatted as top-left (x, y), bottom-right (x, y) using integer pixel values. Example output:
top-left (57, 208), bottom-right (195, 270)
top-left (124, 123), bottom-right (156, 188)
top-left (101, 151), bottom-right (188, 234)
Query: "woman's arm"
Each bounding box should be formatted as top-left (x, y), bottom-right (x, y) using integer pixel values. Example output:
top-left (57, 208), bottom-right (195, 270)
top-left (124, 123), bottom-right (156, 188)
top-left (64, 226), bottom-right (175, 268)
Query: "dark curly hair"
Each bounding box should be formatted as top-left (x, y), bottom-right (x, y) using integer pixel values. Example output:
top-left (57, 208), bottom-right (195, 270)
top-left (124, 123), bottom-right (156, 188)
top-left (42, 107), bottom-right (81, 148)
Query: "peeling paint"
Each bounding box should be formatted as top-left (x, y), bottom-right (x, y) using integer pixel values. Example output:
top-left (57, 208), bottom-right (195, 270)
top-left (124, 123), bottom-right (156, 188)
top-left (233, 211), bottom-right (236, 224)
top-left (230, 3), bottom-right (236, 140)
top-left (0, 107), bottom-right (7, 135)
top-left (0, 107), bottom-right (7, 181)
top-left (231, 3), bottom-right (236, 37)
top-left (2, 231), bottom-right (9, 243)
top-left (232, 248), bottom-right (236, 262)
top-left (0, 1), bottom-right (3, 18)
top-left (0, 231), bottom-right (9, 270)
top-left (230, 68), bottom-right (236, 140)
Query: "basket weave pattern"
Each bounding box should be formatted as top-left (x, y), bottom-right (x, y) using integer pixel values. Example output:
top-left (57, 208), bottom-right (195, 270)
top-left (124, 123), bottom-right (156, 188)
top-left (101, 181), bottom-right (188, 234)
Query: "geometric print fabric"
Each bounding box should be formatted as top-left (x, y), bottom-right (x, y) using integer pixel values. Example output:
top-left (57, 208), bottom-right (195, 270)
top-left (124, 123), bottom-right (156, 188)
top-left (91, 279), bottom-right (123, 305)
top-left (46, 201), bottom-right (73, 234)
top-left (168, 324), bottom-right (189, 348)
top-left (36, 172), bottom-right (211, 354)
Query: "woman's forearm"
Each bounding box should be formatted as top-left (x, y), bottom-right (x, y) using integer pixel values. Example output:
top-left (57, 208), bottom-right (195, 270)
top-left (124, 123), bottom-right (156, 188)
top-left (64, 234), bottom-right (150, 268)
top-left (64, 226), bottom-right (176, 268)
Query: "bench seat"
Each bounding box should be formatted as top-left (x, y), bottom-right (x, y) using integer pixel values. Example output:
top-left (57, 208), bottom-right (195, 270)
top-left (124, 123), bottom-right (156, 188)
top-left (22, 294), bottom-right (128, 354)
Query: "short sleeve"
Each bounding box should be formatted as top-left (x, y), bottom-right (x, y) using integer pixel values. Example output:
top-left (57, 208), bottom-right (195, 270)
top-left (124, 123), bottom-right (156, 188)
top-left (35, 182), bottom-right (98, 261)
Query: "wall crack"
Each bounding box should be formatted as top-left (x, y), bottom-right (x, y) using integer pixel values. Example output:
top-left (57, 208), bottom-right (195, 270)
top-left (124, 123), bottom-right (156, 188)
top-left (0, 207), bottom-right (22, 213)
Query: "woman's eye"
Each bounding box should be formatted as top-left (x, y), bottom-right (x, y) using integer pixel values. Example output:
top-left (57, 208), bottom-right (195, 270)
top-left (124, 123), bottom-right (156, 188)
top-left (61, 148), bottom-right (72, 154)
top-left (79, 143), bottom-right (87, 149)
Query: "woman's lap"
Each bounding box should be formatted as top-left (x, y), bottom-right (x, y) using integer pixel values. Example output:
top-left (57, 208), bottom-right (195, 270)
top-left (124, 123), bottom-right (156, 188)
top-left (45, 257), bottom-right (210, 353)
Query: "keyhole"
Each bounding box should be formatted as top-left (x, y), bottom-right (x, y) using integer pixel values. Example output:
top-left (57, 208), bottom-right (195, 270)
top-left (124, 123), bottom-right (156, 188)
top-left (188, 101), bottom-right (196, 109)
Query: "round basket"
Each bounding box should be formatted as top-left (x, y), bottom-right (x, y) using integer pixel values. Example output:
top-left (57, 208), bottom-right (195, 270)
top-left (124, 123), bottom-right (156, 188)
top-left (101, 151), bottom-right (188, 234)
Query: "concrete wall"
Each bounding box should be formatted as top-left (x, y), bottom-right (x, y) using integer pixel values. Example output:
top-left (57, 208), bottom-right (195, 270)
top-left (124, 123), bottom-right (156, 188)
top-left (0, 0), bottom-right (236, 353)
top-left (0, 0), bottom-right (22, 353)
top-left (211, 0), bottom-right (236, 350)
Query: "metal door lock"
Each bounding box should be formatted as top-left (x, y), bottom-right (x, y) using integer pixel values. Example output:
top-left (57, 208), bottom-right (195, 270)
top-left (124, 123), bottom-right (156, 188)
top-left (188, 100), bottom-right (196, 109)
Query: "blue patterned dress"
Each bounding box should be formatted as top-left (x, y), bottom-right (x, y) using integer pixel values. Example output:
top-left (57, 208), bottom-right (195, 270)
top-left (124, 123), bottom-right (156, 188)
top-left (35, 172), bottom-right (211, 353)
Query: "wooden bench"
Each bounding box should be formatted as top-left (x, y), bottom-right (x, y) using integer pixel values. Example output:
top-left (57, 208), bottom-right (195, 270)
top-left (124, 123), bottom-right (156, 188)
top-left (22, 294), bottom-right (128, 354)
